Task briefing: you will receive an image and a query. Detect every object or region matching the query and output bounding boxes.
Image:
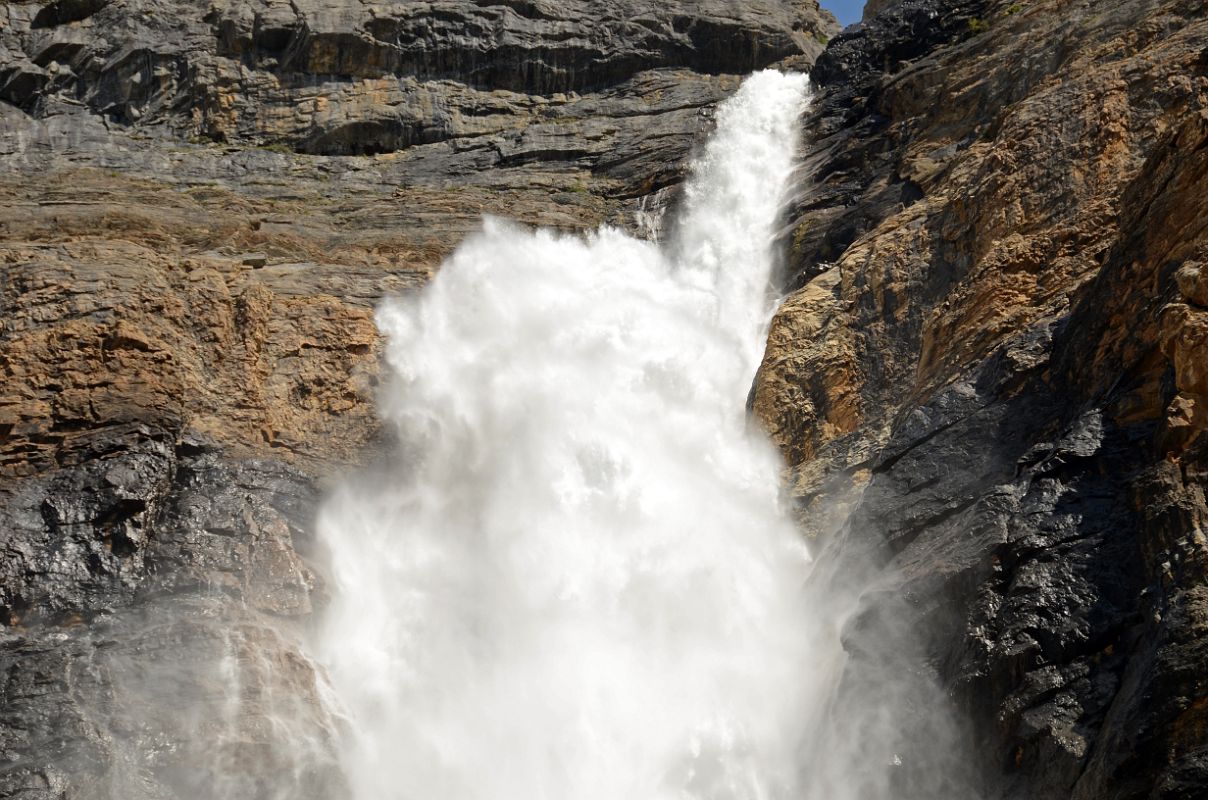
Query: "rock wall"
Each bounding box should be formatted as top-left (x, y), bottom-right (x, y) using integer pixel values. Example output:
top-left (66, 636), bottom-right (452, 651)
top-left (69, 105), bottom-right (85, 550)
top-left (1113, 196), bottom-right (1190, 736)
top-left (0, 1), bottom-right (836, 797)
top-left (5, 0), bottom-right (1208, 798)
top-left (753, 0), bottom-right (1208, 797)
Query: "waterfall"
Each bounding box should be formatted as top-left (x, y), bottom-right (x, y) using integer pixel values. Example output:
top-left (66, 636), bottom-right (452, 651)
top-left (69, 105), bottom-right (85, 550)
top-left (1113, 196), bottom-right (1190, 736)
top-left (316, 70), bottom-right (818, 800)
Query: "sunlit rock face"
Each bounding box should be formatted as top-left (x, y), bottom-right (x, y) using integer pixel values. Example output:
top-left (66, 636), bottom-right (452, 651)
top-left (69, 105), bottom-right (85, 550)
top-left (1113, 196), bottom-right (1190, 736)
top-left (754, 0), bottom-right (1208, 798)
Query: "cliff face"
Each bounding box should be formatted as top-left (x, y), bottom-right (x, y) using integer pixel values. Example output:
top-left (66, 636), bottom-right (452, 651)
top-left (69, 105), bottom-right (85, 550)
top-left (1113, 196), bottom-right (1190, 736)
top-left (753, 0), bottom-right (1208, 797)
top-left (3, 0), bottom-right (1208, 799)
top-left (0, 2), bottom-right (836, 797)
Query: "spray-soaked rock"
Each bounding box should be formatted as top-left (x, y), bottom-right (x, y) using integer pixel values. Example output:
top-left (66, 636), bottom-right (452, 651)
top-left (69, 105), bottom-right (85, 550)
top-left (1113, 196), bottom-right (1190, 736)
top-left (0, 426), bottom-right (337, 798)
top-left (0, 599), bottom-right (346, 800)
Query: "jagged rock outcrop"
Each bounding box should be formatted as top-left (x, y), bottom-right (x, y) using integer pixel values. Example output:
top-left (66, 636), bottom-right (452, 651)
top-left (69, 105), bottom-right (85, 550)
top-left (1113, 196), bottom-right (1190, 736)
top-left (753, 0), bottom-right (1208, 797)
top-left (0, 1), bottom-right (837, 797)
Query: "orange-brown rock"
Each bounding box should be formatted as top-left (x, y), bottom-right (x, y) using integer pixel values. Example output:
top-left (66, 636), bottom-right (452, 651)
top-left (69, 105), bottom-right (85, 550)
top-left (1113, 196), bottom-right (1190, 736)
top-left (0, 162), bottom-right (637, 477)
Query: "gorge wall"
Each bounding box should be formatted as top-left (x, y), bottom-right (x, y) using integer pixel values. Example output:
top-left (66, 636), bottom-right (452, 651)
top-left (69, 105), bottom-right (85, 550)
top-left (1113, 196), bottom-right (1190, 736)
top-left (2, 0), bottom-right (1208, 799)
top-left (754, 0), bottom-right (1208, 798)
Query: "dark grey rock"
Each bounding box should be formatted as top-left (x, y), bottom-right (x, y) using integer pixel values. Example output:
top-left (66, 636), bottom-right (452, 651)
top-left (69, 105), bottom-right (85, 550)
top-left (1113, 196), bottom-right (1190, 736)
top-left (0, 425), bottom-right (336, 800)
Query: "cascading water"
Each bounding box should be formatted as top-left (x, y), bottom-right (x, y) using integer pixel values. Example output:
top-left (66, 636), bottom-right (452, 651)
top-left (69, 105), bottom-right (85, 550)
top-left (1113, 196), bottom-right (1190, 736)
top-left (316, 70), bottom-right (824, 800)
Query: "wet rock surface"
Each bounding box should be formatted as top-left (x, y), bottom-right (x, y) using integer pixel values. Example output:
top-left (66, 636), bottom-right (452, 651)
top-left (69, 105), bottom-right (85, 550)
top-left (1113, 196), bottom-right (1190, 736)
top-left (753, 0), bottom-right (1208, 797)
top-left (0, 598), bottom-right (345, 800)
top-left (0, 428), bottom-right (341, 799)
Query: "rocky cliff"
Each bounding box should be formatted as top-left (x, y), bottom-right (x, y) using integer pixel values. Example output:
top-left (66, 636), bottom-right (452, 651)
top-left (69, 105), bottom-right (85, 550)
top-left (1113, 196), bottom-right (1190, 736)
top-left (752, 0), bottom-right (1208, 797)
top-left (3, 0), bottom-right (1208, 798)
top-left (0, 2), bottom-right (836, 797)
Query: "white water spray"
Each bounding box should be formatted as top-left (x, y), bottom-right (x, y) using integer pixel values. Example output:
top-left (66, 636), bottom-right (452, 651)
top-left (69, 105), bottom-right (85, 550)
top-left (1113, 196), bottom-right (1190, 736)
top-left (317, 70), bottom-right (816, 800)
